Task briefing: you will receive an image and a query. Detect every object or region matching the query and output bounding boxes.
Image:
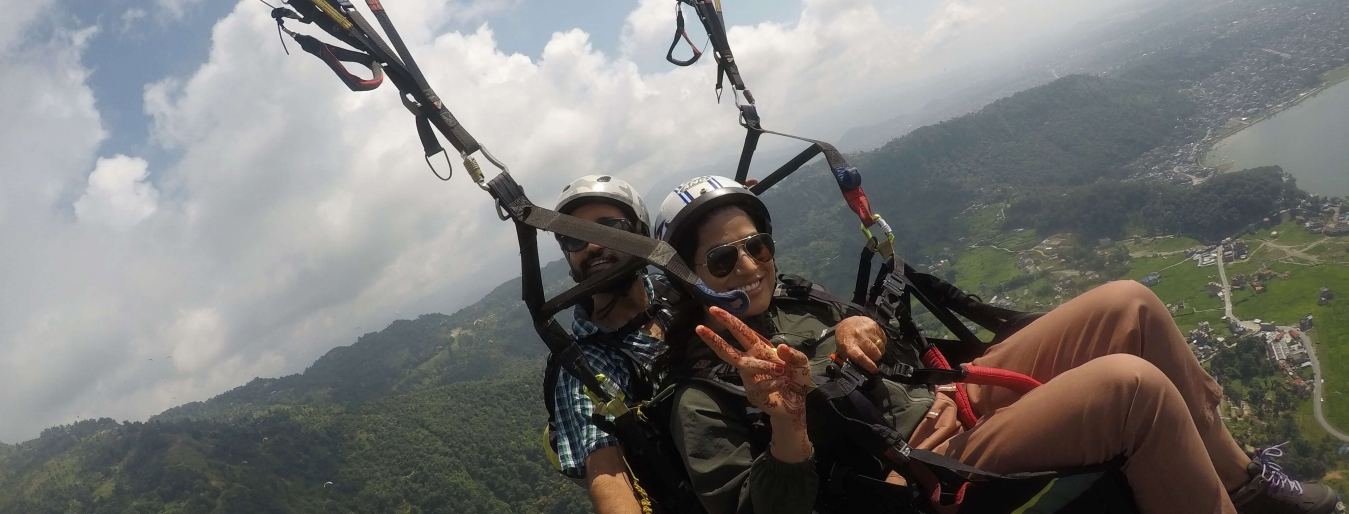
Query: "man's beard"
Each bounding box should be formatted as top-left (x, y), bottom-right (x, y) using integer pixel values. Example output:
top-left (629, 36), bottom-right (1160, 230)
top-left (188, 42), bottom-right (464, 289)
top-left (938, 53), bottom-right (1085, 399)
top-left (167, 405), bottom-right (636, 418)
top-left (569, 248), bottom-right (623, 283)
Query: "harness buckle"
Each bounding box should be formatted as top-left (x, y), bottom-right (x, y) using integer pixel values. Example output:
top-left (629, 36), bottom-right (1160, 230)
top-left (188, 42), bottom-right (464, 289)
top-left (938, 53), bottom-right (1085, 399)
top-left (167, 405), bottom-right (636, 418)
top-left (874, 270), bottom-right (906, 322)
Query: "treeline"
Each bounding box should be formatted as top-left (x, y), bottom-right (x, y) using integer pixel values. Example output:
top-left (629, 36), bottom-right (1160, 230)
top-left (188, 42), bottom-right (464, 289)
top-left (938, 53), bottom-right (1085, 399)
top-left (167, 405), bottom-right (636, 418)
top-left (1005, 166), bottom-right (1299, 242)
top-left (0, 373), bottom-right (588, 514)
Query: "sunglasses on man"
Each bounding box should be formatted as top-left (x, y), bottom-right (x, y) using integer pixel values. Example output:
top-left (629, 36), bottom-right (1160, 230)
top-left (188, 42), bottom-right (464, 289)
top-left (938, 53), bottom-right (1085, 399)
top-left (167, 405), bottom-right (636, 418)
top-left (556, 217), bottom-right (636, 253)
top-left (698, 233), bottom-right (776, 278)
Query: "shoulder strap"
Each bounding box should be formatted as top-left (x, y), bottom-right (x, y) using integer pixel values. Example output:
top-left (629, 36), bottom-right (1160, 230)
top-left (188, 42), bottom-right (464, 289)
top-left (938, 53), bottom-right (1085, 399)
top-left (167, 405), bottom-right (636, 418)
top-left (777, 274), bottom-right (870, 318)
top-left (543, 354), bottom-right (562, 423)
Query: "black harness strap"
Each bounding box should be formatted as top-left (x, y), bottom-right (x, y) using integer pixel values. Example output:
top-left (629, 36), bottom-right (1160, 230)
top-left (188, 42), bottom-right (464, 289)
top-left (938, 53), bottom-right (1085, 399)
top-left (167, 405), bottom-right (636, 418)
top-left (675, 0), bottom-right (753, 103)
top-left (279, 0), bottom-right (483, 166)
top-left (733, 105), bottom-right (761, 183)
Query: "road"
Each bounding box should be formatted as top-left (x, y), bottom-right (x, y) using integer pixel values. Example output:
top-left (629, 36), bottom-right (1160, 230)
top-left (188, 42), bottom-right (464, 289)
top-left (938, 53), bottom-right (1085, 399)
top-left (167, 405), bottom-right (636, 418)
top-left (1216, 250), bottom-right (1239, 323)
top-left (1295, 330), bottom-right (1349, 443)
top-left (1214, 247), bottom-right (1349, 442)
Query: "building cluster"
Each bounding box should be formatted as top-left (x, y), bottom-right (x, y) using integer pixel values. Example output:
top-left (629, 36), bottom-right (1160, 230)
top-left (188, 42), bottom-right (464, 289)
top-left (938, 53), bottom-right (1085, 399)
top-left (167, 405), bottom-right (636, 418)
top-left (1229, 267), bottom-right (1290, 294)
top-left (1256, 322), bottom-right (1309, 367)
top-left (1141, 271), bottom-right (1161, 287)
top-left (1188, 321), bottom-right (1220, 361)
top-left (1122, 0), bottom-right (1349, 182)
top-left (1295, 196), bottom-right (1348, 235)
top-left (1320, 287), bottom-right (1335, 306)
top-left (1188, 238), bottom-right (1248, 267)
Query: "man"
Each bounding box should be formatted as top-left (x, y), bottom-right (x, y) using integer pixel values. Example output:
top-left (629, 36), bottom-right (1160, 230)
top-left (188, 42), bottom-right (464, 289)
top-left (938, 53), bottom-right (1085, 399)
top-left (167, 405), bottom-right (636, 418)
top-left (547, 175), bottom-right (666, 514)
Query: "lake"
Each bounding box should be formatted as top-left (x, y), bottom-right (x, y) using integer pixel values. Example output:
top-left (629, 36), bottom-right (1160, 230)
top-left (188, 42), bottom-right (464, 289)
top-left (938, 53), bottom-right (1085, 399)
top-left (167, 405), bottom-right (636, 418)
top-left (1206, 80), bottom-right (1349, 198)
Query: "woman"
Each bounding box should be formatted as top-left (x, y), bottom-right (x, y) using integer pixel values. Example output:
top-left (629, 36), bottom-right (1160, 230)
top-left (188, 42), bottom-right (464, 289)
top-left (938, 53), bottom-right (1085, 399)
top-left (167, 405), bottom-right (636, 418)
top-left (651, 175), bottom-right (1338, 514)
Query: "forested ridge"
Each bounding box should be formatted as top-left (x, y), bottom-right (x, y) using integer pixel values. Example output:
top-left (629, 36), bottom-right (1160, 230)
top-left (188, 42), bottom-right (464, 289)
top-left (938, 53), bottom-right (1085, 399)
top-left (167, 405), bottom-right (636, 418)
top-left (1005, 166), bottom-right (1301, 242)
top-left (0, 74), bottom-right (1310, 513)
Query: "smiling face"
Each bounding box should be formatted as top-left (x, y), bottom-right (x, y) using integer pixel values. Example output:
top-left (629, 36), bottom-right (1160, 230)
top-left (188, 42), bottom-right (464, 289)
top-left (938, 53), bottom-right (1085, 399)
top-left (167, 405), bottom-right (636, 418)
top-left (691, 207), bottom-right (775, 318)
top-left (562, 202), bottom-right (628, 282)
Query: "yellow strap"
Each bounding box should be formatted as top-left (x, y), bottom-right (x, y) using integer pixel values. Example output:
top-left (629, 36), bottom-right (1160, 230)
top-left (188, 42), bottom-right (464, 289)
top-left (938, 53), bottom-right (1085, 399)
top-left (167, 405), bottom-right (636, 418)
top-left (307, 0), bottom-right (353, 30)
top-left (1009, 478), bottom-right (1059, 514)
top-left (541, 425), bottom-right (563, 471)
top-left (582, 374), bottom-right (632, 419)
top-left (620, 451), bottom-right (654, 514)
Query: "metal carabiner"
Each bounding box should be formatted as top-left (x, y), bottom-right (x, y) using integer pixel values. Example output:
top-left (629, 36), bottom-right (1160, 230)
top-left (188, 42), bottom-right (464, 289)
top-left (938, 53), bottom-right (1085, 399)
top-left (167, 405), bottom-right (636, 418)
top-left (861, 214), bottom-right (896, 259)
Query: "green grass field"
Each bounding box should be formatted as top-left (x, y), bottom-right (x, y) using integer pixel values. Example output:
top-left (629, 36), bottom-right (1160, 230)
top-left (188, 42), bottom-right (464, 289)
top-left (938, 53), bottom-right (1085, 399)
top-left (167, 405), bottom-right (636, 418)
top-left (952, 247), bottom-right (1029, 293)
top-left (1306, 239), bottom-right (1349, 262)
top-left (1122, 254), bottom-right (1225, 320)
top-left (1270, 224), bottom-right (1323, 246)
top-left (1125, 235), bottom-right (1204, 255)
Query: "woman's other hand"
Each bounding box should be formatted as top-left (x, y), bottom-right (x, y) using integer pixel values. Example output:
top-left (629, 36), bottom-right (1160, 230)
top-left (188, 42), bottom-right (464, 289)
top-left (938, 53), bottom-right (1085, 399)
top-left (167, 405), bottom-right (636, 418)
top-left (834, 316), bottom-right (886, 373)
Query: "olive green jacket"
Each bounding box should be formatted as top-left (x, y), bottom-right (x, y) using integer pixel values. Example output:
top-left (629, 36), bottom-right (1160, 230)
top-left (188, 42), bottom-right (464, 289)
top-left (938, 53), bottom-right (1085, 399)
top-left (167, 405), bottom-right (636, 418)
top-left (668, 286), bottom-right (934, 514)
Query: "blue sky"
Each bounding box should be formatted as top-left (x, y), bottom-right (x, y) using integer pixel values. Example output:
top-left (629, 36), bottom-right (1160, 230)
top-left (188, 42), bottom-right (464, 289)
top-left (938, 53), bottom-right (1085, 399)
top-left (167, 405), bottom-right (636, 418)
top-left (0, 0), bottom-right (1154, 443)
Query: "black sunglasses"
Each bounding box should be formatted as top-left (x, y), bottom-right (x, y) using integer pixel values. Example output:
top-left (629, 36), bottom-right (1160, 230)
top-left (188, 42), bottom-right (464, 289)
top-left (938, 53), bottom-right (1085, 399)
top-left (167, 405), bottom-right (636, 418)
top-left (557, 217), bottom-right (636, 253)
top-left (698, 233), bottom-right (775, 278)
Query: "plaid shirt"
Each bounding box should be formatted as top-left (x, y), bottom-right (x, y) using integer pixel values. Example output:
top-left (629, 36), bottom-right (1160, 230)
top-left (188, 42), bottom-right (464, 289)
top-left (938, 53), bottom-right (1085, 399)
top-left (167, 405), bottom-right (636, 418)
top-left (551, 272), bottom-right (667, 478)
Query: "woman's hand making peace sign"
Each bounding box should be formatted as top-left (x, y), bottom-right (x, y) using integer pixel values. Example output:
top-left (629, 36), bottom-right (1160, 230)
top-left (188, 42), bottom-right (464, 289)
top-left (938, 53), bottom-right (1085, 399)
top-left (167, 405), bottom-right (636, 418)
top-left (697, 306), bottom-right (815, 463)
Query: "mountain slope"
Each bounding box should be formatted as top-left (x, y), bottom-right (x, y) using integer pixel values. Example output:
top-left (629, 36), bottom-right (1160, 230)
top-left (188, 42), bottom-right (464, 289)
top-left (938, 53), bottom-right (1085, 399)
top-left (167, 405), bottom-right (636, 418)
top-left (765, 75), bottom-right (1193, 292)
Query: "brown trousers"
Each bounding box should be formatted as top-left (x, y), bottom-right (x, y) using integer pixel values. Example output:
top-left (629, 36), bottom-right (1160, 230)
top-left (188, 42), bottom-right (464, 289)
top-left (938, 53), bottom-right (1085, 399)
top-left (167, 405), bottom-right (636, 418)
top-left (908, 281), bottom-right (1252, 514)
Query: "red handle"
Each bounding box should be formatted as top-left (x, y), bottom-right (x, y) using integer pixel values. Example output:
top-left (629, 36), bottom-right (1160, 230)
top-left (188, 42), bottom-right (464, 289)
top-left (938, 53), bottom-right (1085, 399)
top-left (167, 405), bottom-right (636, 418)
top-left (962, 365), bottom-right (1042, 396)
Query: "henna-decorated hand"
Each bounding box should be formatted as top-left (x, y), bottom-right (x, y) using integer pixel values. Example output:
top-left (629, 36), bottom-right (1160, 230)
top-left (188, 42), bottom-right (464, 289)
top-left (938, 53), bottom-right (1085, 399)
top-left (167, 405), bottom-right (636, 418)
top-left (697, 307), bottom-right (813, 423)
top-left (834, 316), bottom-right (886, 373)
top-left (697, 307), bottom-right (815, 463)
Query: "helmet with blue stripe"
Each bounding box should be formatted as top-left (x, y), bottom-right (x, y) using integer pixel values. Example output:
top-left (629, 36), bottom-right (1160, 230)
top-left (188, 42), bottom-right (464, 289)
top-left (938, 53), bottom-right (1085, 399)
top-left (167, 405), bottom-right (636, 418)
top-left (654, 175), bottom-right (771, 253)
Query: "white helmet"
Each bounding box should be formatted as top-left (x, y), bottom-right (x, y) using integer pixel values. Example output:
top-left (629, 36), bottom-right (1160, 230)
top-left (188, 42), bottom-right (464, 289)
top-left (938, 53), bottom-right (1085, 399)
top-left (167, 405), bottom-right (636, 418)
top-left (653, 175), bottom-right (771, 250)
top-left (555, 175), bottom-right (651, 236)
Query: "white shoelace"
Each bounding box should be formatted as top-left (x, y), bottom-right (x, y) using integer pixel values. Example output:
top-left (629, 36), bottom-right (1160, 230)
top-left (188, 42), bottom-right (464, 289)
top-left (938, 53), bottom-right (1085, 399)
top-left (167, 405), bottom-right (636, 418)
top-left (1256, 442), bottom-right (1305, 495)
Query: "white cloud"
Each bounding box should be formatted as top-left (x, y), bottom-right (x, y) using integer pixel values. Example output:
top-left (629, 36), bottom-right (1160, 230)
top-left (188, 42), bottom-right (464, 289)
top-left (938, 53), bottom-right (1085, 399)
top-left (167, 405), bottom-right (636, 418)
top-left (74, 155), bottom-right (160, 229)
top-left (121, 7), bottom-right (148, 34)
top-left (0, 0), bottom-right (1152, 442)
top-left (156, 0), bottom-right (202, 20)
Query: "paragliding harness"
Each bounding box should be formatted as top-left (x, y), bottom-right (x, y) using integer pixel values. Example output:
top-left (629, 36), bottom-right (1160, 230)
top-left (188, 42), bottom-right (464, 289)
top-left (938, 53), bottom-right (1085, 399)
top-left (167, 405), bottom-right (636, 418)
top-left (656, 2), bottom-right (1140, 512)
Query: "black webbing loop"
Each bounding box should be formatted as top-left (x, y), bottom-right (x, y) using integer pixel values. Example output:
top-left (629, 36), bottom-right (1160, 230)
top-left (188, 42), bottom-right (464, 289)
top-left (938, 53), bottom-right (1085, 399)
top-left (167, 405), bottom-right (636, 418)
top-left (415, 115), bottom-right (452, 180)
top-left (666, 5), bottom-right (703, 66)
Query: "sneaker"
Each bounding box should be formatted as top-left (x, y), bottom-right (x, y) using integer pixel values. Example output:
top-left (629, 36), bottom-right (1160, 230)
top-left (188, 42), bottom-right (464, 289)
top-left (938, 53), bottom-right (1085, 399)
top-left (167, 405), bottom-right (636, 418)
top-left (1231, 443), bottom-right (1342, 514)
